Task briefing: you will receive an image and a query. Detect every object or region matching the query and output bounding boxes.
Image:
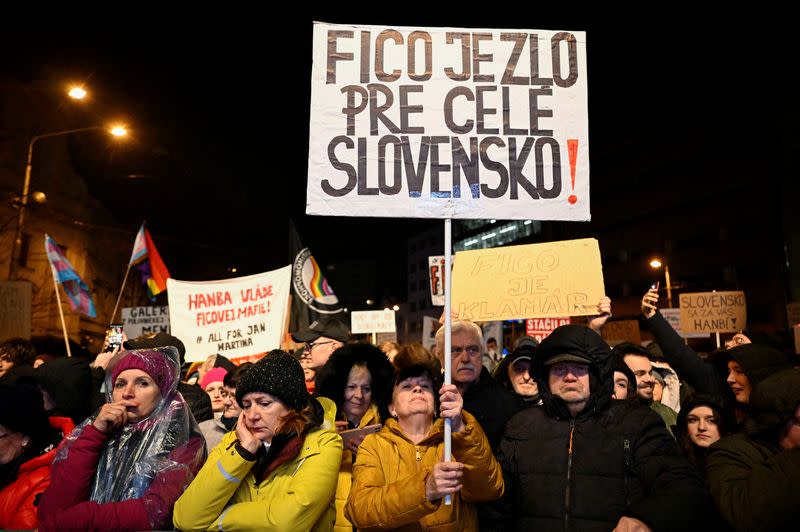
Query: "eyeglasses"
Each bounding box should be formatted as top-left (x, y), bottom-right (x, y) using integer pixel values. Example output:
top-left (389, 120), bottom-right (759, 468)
top-left (549, 364), bottom-right (589, 378)
top-left (304, 340), bottom-right (336, 352)
top-left (451, 345), bottom-right (481, 357)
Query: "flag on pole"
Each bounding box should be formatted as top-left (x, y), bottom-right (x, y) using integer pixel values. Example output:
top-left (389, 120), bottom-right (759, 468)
top-left (44, 234), bottom-right (97, 318)
top-left (129, 223), bottom-right (170, 298)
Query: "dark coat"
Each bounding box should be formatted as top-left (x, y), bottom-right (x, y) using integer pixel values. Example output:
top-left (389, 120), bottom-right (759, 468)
top-left (498, 325), bottom-right (708, 531)
top-left (461, 367), bottom-right (521, 450)
top-left (178, 381), bottom-right (213, 423)
top-left (705, 368), bottom-right (800, 531)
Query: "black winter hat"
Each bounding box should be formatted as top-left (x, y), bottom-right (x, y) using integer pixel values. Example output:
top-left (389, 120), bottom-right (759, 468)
top-left (236, 350), bottom-right (310, 411)
top-left (0, 383), bottom-right (49, 443)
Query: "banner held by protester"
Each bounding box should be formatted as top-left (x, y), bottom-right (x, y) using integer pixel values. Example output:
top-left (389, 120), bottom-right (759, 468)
top-left (168, 267), bottom-right (291, 362)
top-left (452, 238), bottom-right (604, 321)
top-left (679, 291), bottom-right (746, 334)
top-left (308, 22), bottom-right (590, 221)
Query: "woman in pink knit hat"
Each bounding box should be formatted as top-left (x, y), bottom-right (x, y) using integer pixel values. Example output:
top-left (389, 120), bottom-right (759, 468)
top-left (37, 347), bottom-right (206, 531)
top-left (200, 367), bottom-right (228, 417)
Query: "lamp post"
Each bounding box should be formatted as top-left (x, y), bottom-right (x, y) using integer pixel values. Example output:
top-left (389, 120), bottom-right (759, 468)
top-left (649, 258), bottom-right (673, 308)
top-left (8, 125), bottom-right (128, 280)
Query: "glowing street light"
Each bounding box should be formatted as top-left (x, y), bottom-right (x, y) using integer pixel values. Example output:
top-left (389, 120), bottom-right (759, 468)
top-left (110, 125), bottom-right (128, 137)
top-left (68, 86), bottom-right (87, 100)
top-left (649, 257), bottom-right (673, 308)
top-left (8, 125), bottom-right (128, 280)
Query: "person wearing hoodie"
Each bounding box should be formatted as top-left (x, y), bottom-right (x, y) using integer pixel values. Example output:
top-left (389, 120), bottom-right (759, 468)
top-left (498, 324), bottom-right (708, 531)
top-left (705, 368), bottom-right (800, 531)
top-left (493, 337), bottom-right (542, 408)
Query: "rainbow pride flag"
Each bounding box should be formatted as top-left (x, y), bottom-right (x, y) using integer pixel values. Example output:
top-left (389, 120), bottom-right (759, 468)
top-left (129, 223), bottom-right (170, 298)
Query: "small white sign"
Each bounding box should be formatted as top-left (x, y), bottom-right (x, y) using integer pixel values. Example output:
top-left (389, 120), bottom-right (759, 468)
top-left (121, 306), bottom-right (170, 339)
top-left (351, 310), bottom-right (397, 334)
top-left (422, 315), bottom-right (439, 351)
top-left (429, 255), bottom-right (446, 307)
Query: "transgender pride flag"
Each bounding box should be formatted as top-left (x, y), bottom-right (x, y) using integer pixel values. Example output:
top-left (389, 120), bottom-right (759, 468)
top-left (44, 234), bottom-right (97, 318)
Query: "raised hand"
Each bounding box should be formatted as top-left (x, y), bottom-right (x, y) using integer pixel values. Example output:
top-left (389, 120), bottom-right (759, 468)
top-left (641, 288), bottom-right (660, 319)
top-left (588, 296), bottom-right (612, 332)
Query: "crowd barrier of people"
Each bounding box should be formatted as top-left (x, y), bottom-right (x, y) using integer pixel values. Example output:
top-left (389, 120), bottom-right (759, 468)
top-left (1, 288), bottom-right (798, 531)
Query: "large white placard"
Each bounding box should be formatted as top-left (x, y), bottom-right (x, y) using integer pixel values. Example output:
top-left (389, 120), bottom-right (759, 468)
top-left (167, 267), bottom-right (291, 362)
top-left (308, 23), bottom-right (590, 221)
top-left (121, 306), bottom-right (170, 339)
top-left (351, 310), bottom-right (397, 334)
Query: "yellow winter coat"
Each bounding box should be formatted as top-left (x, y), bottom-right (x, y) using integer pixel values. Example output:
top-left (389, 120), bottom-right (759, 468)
top-left (344, 410), bottom-right (503, 531)
top-left (334, 404), bottom-right (381, 532)
top-left (173, 398), bottom-right (342, 532)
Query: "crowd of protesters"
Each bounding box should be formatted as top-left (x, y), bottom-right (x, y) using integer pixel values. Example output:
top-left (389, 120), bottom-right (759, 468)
top-left (1, 286), bottom-right (798, 531)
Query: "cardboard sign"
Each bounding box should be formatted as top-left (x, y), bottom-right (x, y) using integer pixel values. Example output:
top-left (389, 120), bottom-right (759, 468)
top-left (525, 317), bottom-right (570, 342)
top-left (679, 291), bottom-right (746, 334)
top-left (660, 308), bottom-right (707, 339)
top-left (601, 320), bottom-right (642, 347)
top-left (308, 23), bottom-right (590, 222)
top-left (0, 281), bottom-right (31, 341)
top-left (421, 315), bottom-right (439, 351)
top-left (452, 238), bottom-right (605, 321)
top-left (351, 310), bottom-right (397, 334)
top-left (167, 266), bottom-right (291, 362)
top-left (429, 256), bottom-right (446, 306)
top-left (121, 306), bottom-right (170, 339)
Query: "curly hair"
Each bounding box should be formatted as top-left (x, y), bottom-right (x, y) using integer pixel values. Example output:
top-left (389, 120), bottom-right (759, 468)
top-left (314, 343), bottom-right (394, 422)
top-left (0, 338), bottom-right (36, 367)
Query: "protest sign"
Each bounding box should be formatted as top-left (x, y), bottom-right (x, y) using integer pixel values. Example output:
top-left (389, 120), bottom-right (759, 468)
top-left (0, 281), bottom-right (31, 341)
top-left (525, 317), bottom-right (570, 342)
top-left (121, 306), bottom-right (170, 338)
top-left (452, 238), bottom-right (604, 321)
top-left (660, 308), bottom-right (707, 338)
top-left (429, 255), bottom-right (446, 306)
top-left (308, 22), bottom-right (590, 221)
top-left (601, 319), bottom-right (642, 346)
top-left (679, 291), bottom-right (746, 334)
top-left (351, 310), bottom-right (397, 334)
top-left (422, 315), bottom-right (439, 350)
top-left (168, 267), bottom-right (291, 362)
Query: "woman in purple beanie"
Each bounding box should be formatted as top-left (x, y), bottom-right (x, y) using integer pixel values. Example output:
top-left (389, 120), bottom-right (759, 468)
top-left (37, 347), bottom-right (206, 531)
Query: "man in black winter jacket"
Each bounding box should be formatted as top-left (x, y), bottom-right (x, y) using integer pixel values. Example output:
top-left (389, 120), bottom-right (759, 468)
top-left (498, 324), bottom-right (708, 531)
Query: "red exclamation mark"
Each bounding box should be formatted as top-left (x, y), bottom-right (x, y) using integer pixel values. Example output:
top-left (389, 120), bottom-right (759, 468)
top-left (267, 301), bottom-right (271, 313)
top-left (567, 139), bottom-right (578, 204)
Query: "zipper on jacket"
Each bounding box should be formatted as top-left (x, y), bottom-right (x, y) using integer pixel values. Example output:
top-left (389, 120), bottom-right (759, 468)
top-left (623, 439), bottom-right (632, 506)
top-left (564, 419), bottom-right (575, 532)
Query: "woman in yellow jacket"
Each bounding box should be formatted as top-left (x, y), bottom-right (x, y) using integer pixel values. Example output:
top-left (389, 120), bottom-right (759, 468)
top-left (315, 343), bottom-right (394, 532)
top-left (173, 350), bottom-right (342, 531)
top-left (345, 360), bottom-right (504, 531)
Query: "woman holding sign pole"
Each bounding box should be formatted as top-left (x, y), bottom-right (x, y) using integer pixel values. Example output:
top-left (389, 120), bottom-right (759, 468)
top-left (345, 357), bottom-right (503, 530)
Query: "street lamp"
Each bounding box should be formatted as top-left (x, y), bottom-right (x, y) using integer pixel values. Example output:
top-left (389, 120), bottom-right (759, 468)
top-left (8, 125), bottom-right (128, 280)
top-left (649, 258), bottom-right (673, 308)
top-left (68, 86), bottom-right (88, 100)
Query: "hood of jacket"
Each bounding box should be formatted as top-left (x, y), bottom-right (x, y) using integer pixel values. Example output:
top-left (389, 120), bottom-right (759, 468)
top-left (745, 368), bottom-right (800, 437)
top-left (532, 325), bottom-right (613, 419)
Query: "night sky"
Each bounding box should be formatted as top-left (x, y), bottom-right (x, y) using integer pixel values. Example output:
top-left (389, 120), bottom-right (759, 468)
top-left (2, 10), bottom-right (793, 305)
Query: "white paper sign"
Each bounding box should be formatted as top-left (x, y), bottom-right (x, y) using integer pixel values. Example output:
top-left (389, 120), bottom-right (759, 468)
top-left (429, 255), bottom-right (446, 306)
top-left (351, 310), bottom-right (397, 334)
top-left (422, 315), bottom-right (439, 351)
top-left (121, 306), bottom-right (170, 339)
top-left (167, 267), bottom-right (291, 362)
top-left (308, 22), bottom-right (590, 221)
